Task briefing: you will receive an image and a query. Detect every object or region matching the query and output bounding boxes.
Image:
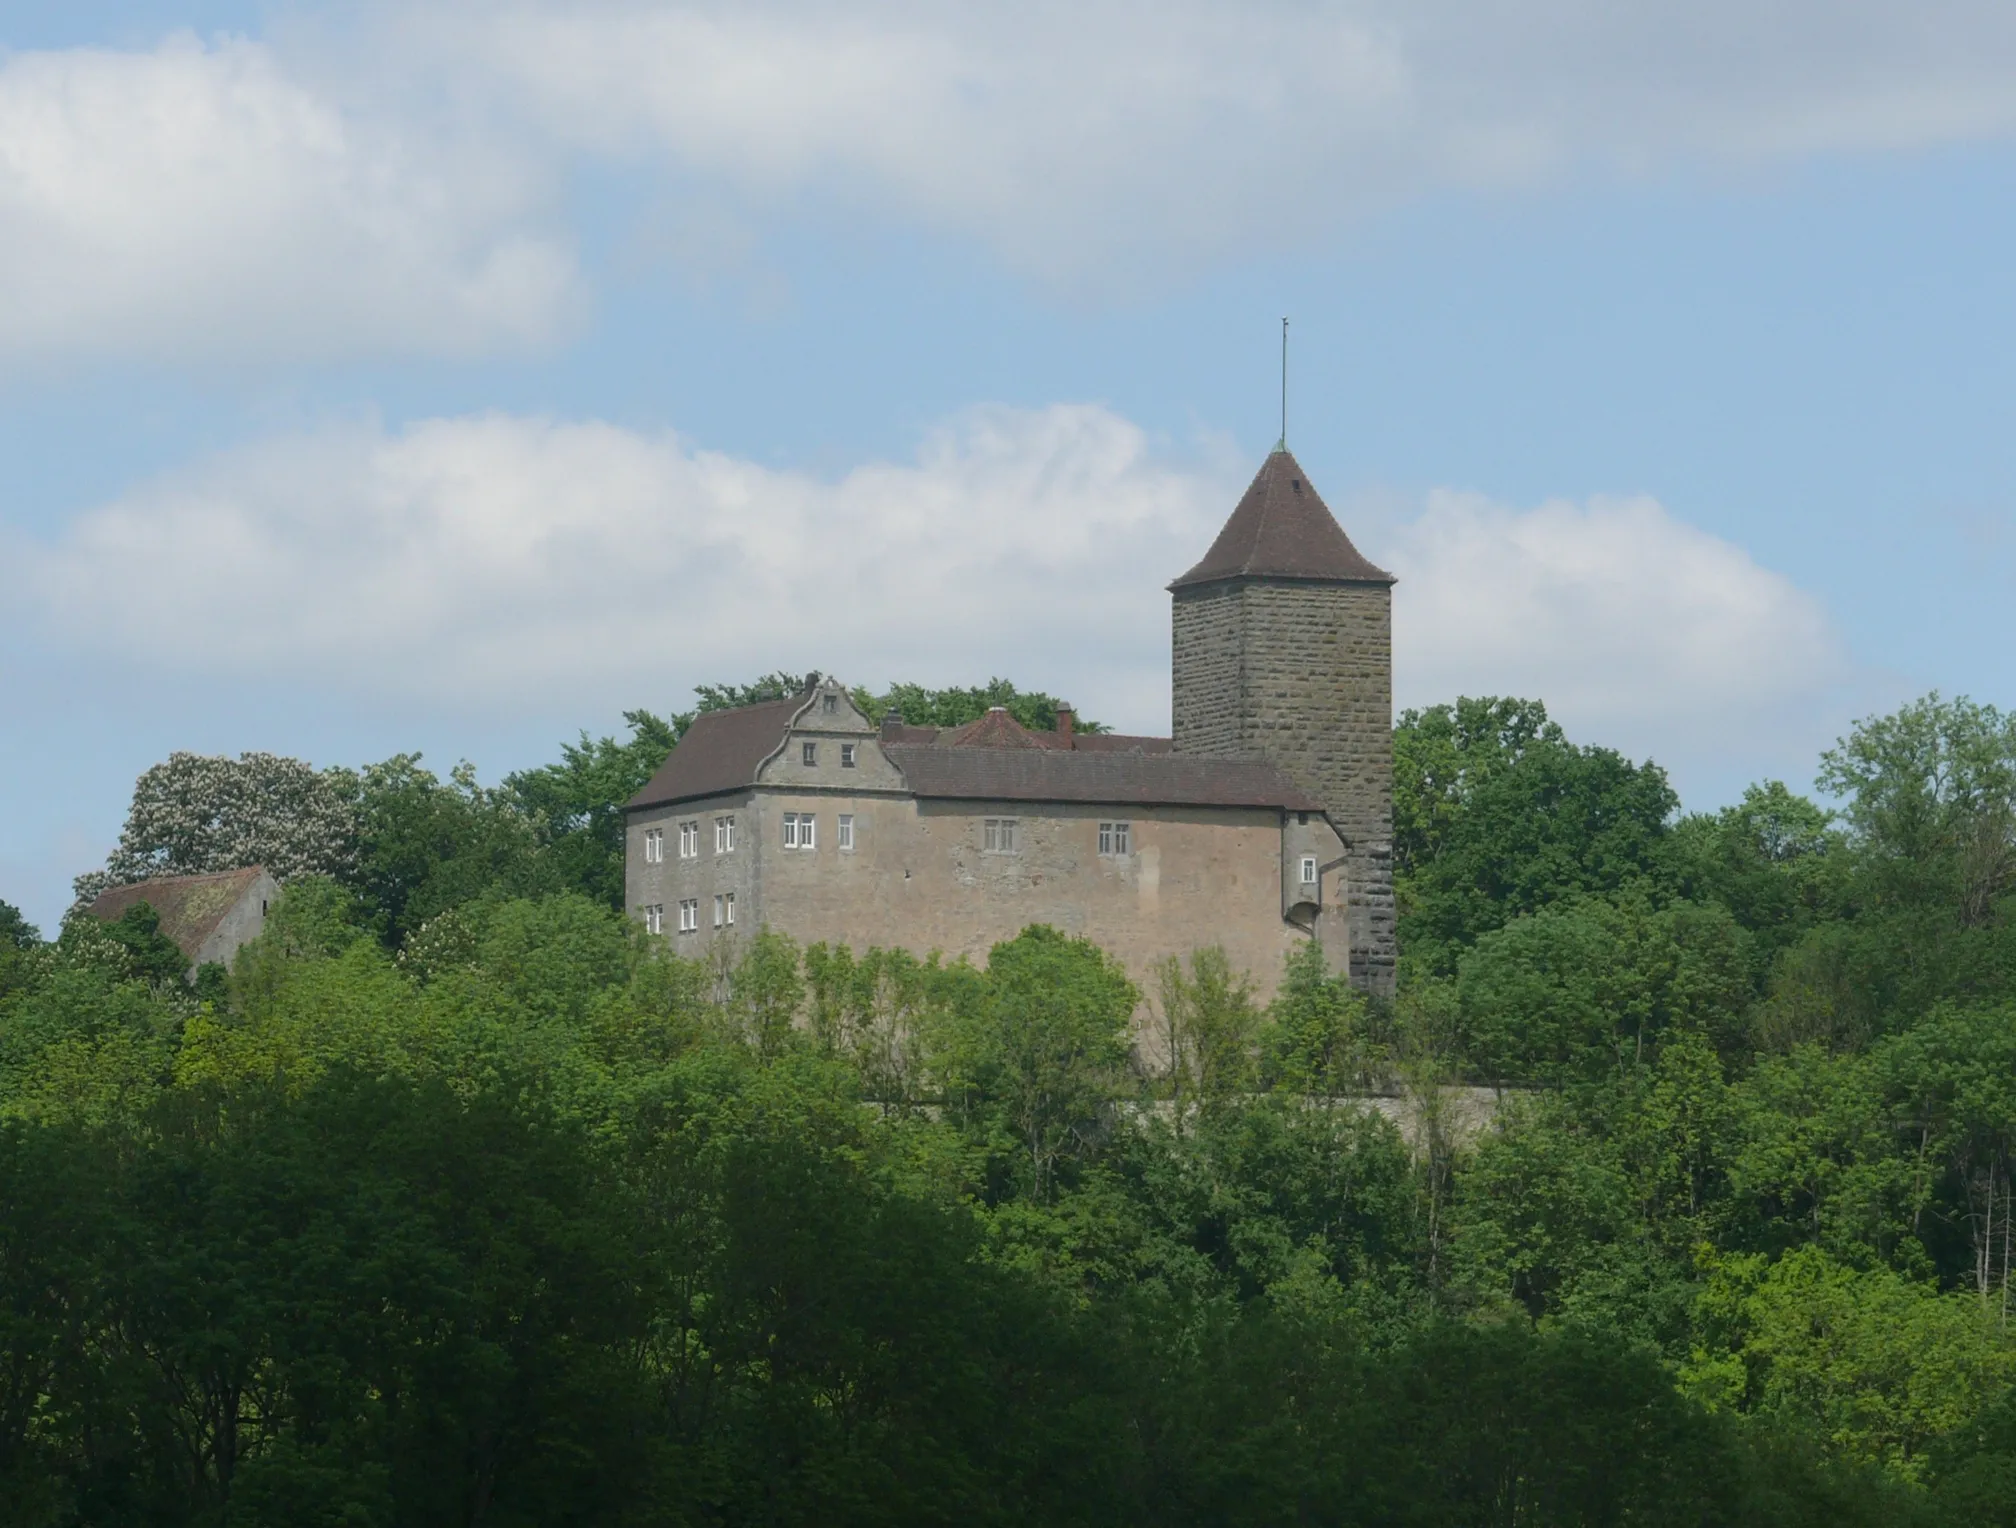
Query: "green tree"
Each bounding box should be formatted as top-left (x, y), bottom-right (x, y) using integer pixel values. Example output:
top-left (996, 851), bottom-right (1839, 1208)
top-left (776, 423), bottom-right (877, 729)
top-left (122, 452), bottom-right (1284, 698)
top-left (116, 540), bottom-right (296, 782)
top-left (1395, 697), bottom-right (1678, 976)
top-left (1262, 939), bottom-right (1376, 1096)
top-left (504, 709), bottom-right (679, 909)
top-left (1154, 946), bottom-right (1261, 1115)
top-left (1456, 896), bottom-right (1751, 1082)
top-left (346, 755), bottom-right (554, 947)
top-left (940, 926), bottom-right (1137, 1199)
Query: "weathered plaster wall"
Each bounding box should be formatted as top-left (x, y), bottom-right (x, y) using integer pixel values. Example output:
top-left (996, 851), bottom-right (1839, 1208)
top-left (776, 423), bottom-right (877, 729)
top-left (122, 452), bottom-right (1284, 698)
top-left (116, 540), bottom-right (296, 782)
top-left (191, 868), bottom-right (281, 969)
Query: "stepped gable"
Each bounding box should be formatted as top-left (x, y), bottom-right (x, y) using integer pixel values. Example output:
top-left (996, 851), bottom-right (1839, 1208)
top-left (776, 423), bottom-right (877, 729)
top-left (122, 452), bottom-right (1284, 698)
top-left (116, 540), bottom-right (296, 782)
top-left (1169, 448), bottom-right (1393, 590)
top-left (88, 867), bottom-right (268, 960)
top-left (628, 696), bottom-right (800, 809)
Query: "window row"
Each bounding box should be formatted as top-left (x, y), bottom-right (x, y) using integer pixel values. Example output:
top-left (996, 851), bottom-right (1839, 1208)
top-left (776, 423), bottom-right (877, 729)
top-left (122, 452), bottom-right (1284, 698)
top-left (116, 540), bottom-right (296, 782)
top-left (782, 812), bottom-right (856, 850)
top-left (650, 816), bottom-right (735, 862)
top-left (644, 896), bottom-right (736, 936)
top-left (799, 741), bottom-right (858, 769)
top-left (982, 819), bottom-right (1133, 856)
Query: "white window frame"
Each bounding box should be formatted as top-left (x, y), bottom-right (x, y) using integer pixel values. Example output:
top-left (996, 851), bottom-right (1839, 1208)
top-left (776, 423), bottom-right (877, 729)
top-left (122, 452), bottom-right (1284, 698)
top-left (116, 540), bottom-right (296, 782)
top-left (984, 817), bottom-right (1019, 854)
top-left (678, 898), bottom-right (699, 933)
top-left (837, 813), bottom-right (855, 851)
top-left (784, 811), bottom-right (816, 849)
top-left (643, 827), bottom-right (662, 864)
top-left (840, 743), bottom-right (857, 769)
top-left (713, 893), bottom-right (725, 929)
top-left (724, 891), bottom-right (735, 926)
top-left (644, 904), bottom-right (664, 935)
top-left (679, 821), bottom-right (699, 859)
top-left (1301, 856), bottom-right (1319, 885)
top-left (1098, 821), bottom-right (1131, 857)
top-left (802, 741), bottom-right (818, 766)
top-left (715, 815), bottom-right (736, 854)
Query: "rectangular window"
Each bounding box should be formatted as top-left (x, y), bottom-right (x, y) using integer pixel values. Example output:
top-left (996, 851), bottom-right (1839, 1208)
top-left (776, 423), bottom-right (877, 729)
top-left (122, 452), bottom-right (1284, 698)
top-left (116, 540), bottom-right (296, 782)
top-left (784, 811), bottom-right (816, 849)
top-left (782, 812), bottom-right (797, 849)
top-left (1301, 856), bottom-right (1318, 885)
top-left (679, 821), bottom-right (699, 859)
top-left (840, 743), bottom-right (856, 769)
top-left (724, 891), bottom-right (735, 926)
top-left (1098, 821), bottom-right (1130, 856)
top-left (715, 815), bottom-right (736, 853)
top-left (802, 741), bottom-right (818, 766)
top-left (713, 894), bottom-right (725, 928)
top-left (822, 693), bottom-right (838, 714)
top-left (643, 827), bottom-right (662, 863)
top-left (678, 899), bottom-right (699, 933)
top-left (644, 904), bottom-right (664, 935)
top-left (838, 813), bottom-right (855, 850)
top-left (984, 818), bottom-right (1019, 853)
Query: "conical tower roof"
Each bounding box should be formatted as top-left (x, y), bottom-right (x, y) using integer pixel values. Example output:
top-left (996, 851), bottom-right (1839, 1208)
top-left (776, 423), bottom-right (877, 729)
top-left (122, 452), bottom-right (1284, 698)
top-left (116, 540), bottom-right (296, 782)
top-left (1170, 448), bottom-right (1393, 590)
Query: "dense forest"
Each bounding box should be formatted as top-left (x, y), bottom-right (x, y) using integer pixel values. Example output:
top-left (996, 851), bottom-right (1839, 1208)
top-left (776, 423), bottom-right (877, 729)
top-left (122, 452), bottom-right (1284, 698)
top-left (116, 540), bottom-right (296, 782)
top-left (5, 677), bottom-right (2016, 1525)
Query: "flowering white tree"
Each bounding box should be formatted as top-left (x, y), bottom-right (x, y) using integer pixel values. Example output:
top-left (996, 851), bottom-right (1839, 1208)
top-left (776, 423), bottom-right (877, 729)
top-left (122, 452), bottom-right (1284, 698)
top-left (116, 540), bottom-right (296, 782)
top-left (73, 751), bottom-right (360, 907)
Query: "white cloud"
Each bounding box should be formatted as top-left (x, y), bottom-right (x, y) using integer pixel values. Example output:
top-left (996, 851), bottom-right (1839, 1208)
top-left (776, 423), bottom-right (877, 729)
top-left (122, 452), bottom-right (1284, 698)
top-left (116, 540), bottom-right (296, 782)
top-left (13, 404), bottom-right (1846, 779)
top-left (391, 0), bottom-right (2016, 285)
top-left (1386, 488), bottom-right (1849, 768)
top-left (10, 3), bottom-right (2016, 356)
top-left (0, 33), bottom-right (578, 360)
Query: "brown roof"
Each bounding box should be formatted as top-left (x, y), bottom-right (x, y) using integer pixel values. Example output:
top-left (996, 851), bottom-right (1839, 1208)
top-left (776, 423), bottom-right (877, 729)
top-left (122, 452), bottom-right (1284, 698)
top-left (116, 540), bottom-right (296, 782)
top-left (943, 708), bottom-right (1061, 749)
top-left (628, 696), bottom-right (800, 810)
top-left (886, 718), bottom-right (1174, 754)
top-left (1170, 448), bottom-right (1394, 590)
top-left (884, 746), bottom-right (1322, 810)
top-left (88, 867), bottom-right (267, 960)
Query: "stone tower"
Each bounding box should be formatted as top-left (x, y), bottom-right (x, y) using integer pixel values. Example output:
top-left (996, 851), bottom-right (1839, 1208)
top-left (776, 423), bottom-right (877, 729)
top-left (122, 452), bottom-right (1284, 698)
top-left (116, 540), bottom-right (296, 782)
top-left (1170, 448), bottom-right (1397, 995)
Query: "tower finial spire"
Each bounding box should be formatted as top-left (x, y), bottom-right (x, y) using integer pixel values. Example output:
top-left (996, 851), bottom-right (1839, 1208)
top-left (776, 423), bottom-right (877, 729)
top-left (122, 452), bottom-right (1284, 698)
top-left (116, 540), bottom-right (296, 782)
top-left (1278, 316), bottom-right (1289, 452)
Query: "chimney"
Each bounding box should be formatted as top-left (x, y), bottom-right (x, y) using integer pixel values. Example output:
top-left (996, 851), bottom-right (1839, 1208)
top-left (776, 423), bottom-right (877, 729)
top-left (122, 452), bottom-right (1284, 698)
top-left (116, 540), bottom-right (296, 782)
top-left (881, 709), bottom-right (905, 739)
top-left (1056, 704), bottom-right (1075, 745)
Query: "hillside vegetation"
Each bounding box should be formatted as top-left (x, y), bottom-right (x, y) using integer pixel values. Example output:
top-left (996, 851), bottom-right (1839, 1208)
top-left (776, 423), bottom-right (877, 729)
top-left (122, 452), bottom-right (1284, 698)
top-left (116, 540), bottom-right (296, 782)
top-left (5, 685), bottom-right (2016, 1525)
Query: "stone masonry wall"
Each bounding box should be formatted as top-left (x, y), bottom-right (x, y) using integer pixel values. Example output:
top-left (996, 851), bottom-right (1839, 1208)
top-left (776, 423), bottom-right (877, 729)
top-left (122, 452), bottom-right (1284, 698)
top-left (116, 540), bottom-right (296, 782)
top-left (1172, 579), bottom-right (1397, 996)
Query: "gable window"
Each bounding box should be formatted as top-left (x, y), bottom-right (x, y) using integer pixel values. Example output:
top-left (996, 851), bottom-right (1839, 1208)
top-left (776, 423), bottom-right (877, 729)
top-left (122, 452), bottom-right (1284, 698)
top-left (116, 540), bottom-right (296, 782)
top-left (644, 904), bottom-right (665, 935)
top-left (983, 818), bottom-right (1019, 854)
top-left (840, 743), bottom-right (857, 769)
top-left (679, 821), bottom-right (699, 859)
top-left (1301, 856), bottom-right (1318, 885)
top-left (802, 741), bottom-right (818, 766)
top-left (822, 693), bottom-right (838, 714)
top-left (1098, 821), bottom-right (1131, 856)
top-left (715, 815), bottom-right (736, 853)
top-left (838, 814), bottom-right (855, 850)
top-left (678, 899), bottom-right (700, 933)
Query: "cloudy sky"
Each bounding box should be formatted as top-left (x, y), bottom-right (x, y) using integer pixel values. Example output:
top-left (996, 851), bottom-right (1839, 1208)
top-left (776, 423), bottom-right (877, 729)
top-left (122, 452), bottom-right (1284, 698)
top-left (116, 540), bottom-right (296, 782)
top-left (4, 0), bottom-right (2014, 930)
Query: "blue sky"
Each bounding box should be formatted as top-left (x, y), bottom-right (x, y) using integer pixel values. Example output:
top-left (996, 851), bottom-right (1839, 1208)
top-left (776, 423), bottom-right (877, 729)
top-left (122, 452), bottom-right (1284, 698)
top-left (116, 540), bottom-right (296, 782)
top-left (4, 1), bottom-right (2015, 932)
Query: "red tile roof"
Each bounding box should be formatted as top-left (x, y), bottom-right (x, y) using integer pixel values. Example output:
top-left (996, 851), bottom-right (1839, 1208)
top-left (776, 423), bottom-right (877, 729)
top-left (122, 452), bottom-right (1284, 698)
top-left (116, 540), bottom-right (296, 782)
top-left (1170, 448), bottom-right (1394, 590)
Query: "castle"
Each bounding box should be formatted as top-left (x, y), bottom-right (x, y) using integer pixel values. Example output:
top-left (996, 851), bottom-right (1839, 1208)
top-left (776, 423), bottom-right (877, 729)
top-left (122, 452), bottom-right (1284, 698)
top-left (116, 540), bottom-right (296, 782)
top-left (625, 447), bottom-right (1397, 1001)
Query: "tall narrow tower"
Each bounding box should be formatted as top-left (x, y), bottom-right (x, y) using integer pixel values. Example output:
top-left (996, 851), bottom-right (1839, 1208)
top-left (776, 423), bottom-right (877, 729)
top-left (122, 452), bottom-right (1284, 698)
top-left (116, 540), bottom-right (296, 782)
top-left (1170, 449), bottom-right (1397, 995)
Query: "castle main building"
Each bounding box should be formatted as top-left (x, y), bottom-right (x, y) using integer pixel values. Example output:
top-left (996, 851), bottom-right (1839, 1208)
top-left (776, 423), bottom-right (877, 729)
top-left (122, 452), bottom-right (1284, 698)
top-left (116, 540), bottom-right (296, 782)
top-left (626, 447), bottom-right (1396, 999)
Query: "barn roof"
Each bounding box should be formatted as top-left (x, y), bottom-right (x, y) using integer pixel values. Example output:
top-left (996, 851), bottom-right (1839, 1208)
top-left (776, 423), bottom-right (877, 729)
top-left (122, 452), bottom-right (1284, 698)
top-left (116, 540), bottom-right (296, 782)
top-left (87, 867), bottom-right (268, 960)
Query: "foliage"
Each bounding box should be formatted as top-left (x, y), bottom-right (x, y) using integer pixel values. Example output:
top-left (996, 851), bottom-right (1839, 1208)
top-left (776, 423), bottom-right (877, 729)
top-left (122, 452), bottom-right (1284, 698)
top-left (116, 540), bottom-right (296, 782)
top-left (503, 708), bottom-right (680, 909)
top-left (852, 677), bottom-right (1107, 734)
top-left (73, 750), bottom-right (359, 907)
top-left (1394, 697), bottom-right (1679, 976)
